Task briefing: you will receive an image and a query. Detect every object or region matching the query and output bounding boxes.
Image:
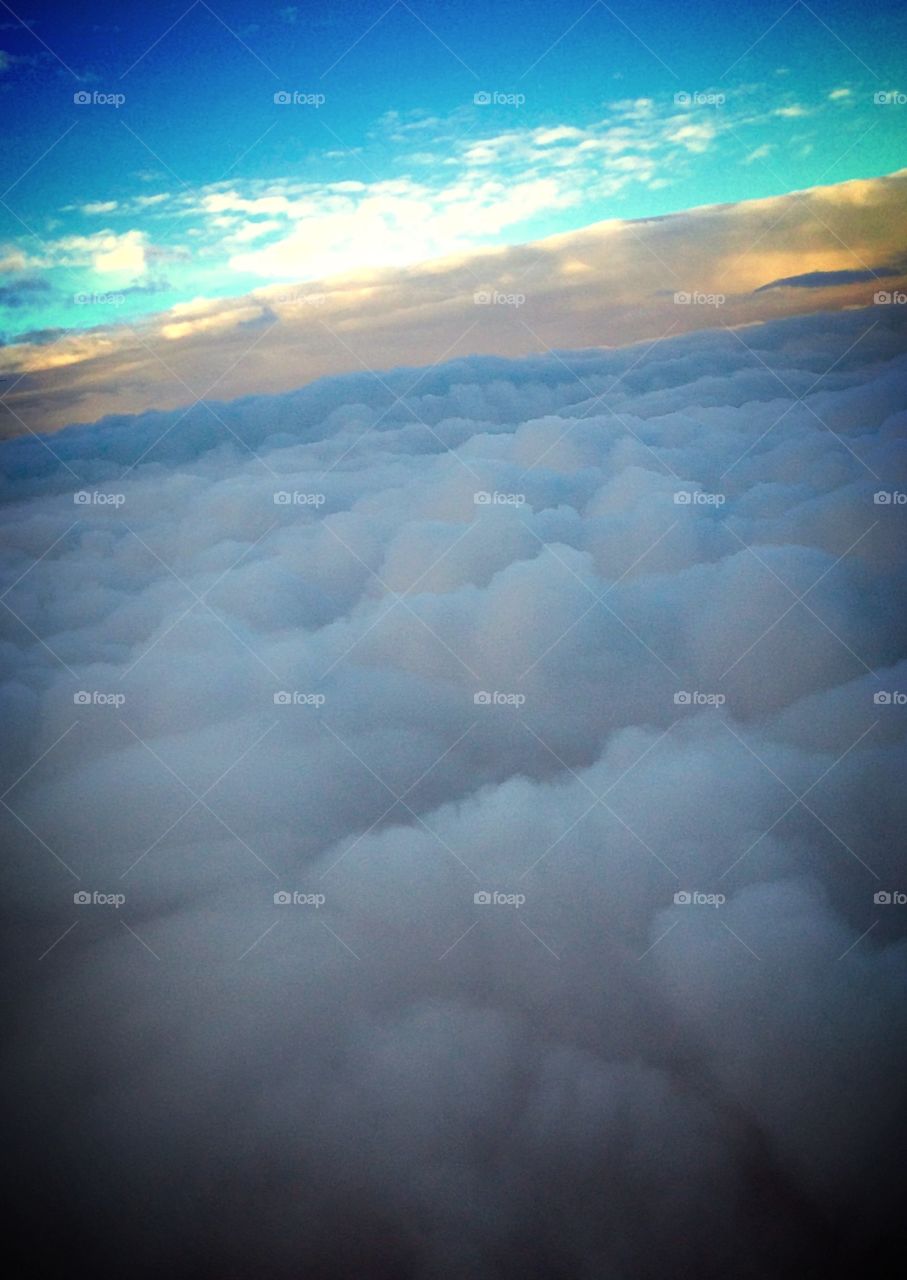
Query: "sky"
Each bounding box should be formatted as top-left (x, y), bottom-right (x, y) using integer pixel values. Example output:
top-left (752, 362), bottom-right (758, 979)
top-left (1, 0), bottom-right (906, 347)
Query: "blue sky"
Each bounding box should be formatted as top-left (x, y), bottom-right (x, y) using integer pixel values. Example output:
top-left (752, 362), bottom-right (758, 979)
top-left (2, 0), bottom-right (906, 338)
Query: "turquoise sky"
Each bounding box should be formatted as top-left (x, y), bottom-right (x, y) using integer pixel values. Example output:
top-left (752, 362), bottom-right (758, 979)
top-left (2, 0), bottom-right (906, 340)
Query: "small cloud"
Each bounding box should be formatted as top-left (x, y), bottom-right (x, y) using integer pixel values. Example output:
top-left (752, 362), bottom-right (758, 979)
top-left (81, 201), bottom-right (119, 215)
top-left (743, 144), bottom-right (773, 164)
top-left (828, 87), bottom-right (852, 100)
top-left (0, 250), bottom-right (30, 274)
top-left (534, 126), bottom-right (584, 146)
top-left (775, 104), bottom-right (808, 118)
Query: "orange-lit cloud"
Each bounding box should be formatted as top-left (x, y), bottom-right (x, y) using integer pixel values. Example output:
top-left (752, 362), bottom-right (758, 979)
top-left (2, 168), bottom-right (905, 438)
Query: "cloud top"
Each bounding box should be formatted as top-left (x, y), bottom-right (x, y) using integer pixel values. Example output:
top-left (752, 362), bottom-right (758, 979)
top-left (2, 302), bottom-right (906, 1277)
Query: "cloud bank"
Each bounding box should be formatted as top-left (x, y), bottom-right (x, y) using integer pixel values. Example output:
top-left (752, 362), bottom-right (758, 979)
top-left (2, 303), bottom-right (907, 1277)
top-left (3, 167), bottom-right (906, 436)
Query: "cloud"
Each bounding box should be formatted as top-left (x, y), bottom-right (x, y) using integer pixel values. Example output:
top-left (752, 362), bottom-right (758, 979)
top-left (2, 168), bottom-right (906, 437)
top-left (2, 81), bottom-right (895, 362)
top-left (81, 200), bottom-right (120, 215)
top-left (1, 299), bottom-right (905, 1276)
top-left (0, 248), bottom-right (36, 274)
top-left (48, 228), bottom-right (148, 275)
top-left (30, 93), bottom-right (734, 315)
top-left (0, 275), bottom-right (52, 309)
top-left (754, 264), bottom-right (905, 291)
top-left (744, 142), bottom-right (774, 163)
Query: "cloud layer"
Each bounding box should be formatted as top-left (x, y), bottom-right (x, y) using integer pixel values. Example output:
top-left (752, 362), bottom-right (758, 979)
top-left (3, 167), bottom-right (906, 436)
top-left (2, 302), bottom-right (907, 1277)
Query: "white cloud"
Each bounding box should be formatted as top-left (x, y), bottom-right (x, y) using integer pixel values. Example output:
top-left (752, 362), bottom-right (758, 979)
top-left (1, 302), bottom-right (905, 1275)
top-left (81, 200), bottom-right (119, 215)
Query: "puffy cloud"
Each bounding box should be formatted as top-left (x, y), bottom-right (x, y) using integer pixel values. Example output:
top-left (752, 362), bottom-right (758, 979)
top-left (1, 301), bottom-right (906, 1276)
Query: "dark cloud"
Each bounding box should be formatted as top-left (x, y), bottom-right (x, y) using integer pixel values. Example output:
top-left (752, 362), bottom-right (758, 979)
top-left (0, 274), bottom-right (52, 308)
top-left (754, 264), bottom-right (905, 292)
top-left (1, 304), bottom-right (906, 1278)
